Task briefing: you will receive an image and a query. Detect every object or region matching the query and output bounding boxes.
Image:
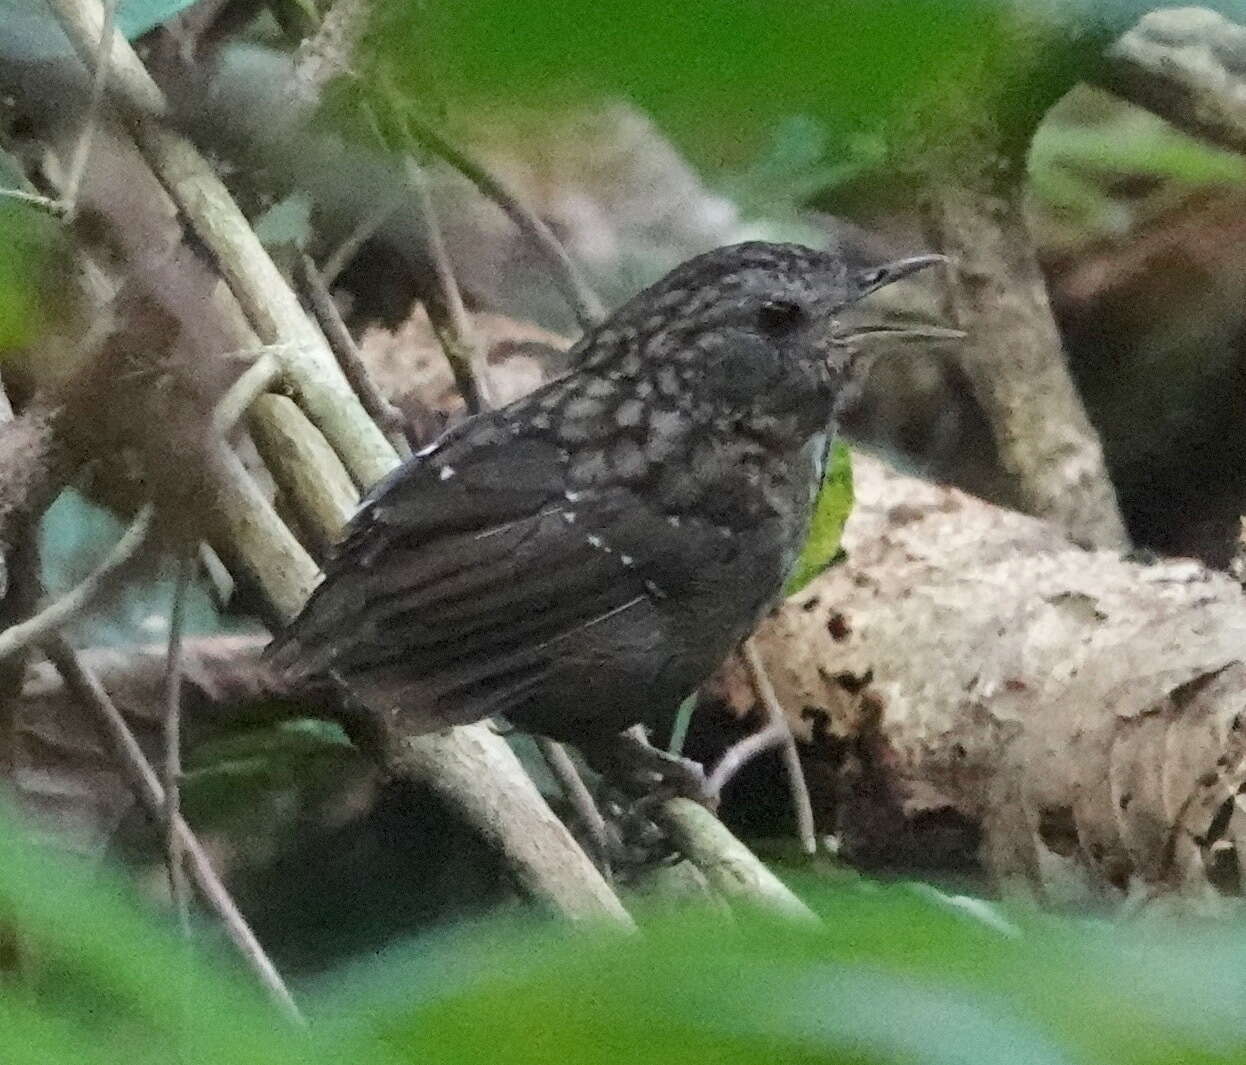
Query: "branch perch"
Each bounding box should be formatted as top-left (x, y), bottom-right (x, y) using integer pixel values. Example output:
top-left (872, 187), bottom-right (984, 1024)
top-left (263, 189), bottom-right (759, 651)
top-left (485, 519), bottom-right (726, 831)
top-left (742, 637), bottom-right (817, 857)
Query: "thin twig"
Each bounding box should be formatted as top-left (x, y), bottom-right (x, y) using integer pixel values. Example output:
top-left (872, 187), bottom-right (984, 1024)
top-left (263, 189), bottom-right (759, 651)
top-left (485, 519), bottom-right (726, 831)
top-left (402, 111), bottom-right (606, 330)
top-left (298, 252), bottom-right (411, 457)
top-left (197, 542), bottom-right (235, 611)
top-left (706, 721), bottom-right (787, 798)
top-left (400, 152), bottom-right (485, 413)
top-left (61, 0), bottom-right (119, 221)
top-left (43, 636), bottom-right (304, 1023)
top-left (212, 350), bottom-right (282, 438)
top-left (741, 637), bottom-right (817, 856)
top-left (536, 736), bottom-right (613, 878)
top-left (0, 188), bottom-right (68, 215)
top-left (163, 549), bottom-right (195, 937)
top-left (667, 692), bottom-right (697, 756)
top-left (0, 504), bottom-right (155, 663)
top-left (654, 799), bottom-right (819, 924)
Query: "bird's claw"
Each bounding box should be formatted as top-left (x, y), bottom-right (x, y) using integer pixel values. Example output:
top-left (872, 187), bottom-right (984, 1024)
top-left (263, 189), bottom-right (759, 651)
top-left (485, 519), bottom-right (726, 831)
top-left (588, 729), bottom-right (717, 809)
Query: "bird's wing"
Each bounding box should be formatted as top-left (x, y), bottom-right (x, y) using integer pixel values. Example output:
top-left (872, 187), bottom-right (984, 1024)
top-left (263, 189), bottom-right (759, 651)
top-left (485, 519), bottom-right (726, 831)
top-left (266, 414), bottom-right (680, 728)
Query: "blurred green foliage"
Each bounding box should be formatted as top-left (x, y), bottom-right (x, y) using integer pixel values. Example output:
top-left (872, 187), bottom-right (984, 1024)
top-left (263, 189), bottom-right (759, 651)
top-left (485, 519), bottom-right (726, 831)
top-left (1029, 95), bottom-right (1246, 245)
top-left (363, 0), bottom-right (1194, 182)
top-left (6, 804), bottom-right (1246, 1064)
top-left (0, 199), bottom-right (57, 352)
top-left (373, 0), bottom-right (1008, 170)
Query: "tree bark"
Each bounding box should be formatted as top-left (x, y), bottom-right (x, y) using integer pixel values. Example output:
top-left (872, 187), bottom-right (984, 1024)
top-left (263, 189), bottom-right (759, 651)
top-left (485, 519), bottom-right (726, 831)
top-left (922, 180), bottom-right (1128, 550)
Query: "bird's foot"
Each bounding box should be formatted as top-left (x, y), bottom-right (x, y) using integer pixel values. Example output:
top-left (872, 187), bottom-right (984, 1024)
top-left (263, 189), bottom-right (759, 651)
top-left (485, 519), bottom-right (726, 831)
top-left (584, 727), bottom-right (717, 809)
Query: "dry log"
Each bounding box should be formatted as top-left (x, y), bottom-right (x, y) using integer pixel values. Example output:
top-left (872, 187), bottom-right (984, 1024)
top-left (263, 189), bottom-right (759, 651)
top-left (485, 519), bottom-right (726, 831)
top-left (727, 454), bottom-right (1246, 909)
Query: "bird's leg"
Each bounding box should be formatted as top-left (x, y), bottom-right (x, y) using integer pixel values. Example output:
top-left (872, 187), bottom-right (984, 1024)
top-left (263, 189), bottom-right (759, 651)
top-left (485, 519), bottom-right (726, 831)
top-left (562, 727), bottom-right (703, 871)
top-left (581, 726), bottom-right (716, 809)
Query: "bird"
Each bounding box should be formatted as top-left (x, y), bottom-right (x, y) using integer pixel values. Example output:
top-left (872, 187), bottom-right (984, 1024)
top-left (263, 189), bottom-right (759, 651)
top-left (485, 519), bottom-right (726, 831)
top-left (266, 241), bottom-right (946, 786)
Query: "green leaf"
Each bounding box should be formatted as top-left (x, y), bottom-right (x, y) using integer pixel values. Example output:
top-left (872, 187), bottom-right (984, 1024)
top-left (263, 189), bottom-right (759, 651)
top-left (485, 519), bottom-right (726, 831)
top-left (0, 807), bottom-right (314, 1064)
top-left (8, 803), bottom-right (1246, 1064)
top-left (367, 0), bottom-right (1021, 170)
top-left (319, 889), bottom-right (1246, 1065)
top-left (785, 442), bottom-right (854, 595)
top-left (0, 202), bottom-right (57, 351)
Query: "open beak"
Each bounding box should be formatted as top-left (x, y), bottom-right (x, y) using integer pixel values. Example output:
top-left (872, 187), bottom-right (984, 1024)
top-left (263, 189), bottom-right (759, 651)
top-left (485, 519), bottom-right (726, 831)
top-left (833, 253), bottom-right (964, 350)
top-left (841, 322), bottom-right (966, 345)
top-left (854, 253), bottom-right (949, 300)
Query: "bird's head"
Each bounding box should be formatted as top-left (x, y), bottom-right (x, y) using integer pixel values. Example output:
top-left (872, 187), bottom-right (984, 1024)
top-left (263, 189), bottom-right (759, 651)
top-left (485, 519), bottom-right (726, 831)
top-left (574, 241), bottom-right (956, 430)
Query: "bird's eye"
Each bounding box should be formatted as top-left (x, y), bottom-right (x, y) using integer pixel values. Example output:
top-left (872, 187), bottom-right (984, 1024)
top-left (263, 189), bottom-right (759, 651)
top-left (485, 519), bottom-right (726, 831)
top-left (757, 300), bottom-right (805, 333)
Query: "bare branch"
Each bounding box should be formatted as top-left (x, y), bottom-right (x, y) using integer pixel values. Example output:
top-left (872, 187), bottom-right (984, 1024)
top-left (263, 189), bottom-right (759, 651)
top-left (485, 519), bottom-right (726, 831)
top-left (211, 349), bottom-right (282, 438)
top-left (247, 394), bottom-right (359, 556)
top-left (364, 717), bottom-right (634, 926)
top-left (0, 504), bottom-right (155, 663)
top-left (536, 736), bottom-right (613, 876)
top-left (654, 799), bottom-right (818, 923)
top-left (61, 0), bottom-right (119, 221)
top-left (742, 637), bottom-right (816, 857)
top-left (163, 550), bottom-right (195, 936)
top-left (297, 252), bottom-right (411, 457)
top-left (400, 152), bottom-right (485, 413)
top-left (401, 111), bottom-right (606, 330)
top-left (200, 443), bottom-right (320, 627)
top-left (707, 722), bottom-right (788, 798)
top-left (197, 542), bottom-right (235, 611)
top-left (44, 0), bottom-right (399, 489)
top-left (43, 636), bottom-right (304, 1022)
top-left (921, 186), bottom-right (1128, 550)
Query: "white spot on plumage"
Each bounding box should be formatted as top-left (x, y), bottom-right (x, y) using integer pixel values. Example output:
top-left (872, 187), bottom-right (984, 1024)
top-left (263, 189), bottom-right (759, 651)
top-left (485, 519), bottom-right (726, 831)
top-left (620, 554), bottom-right (635, 567)
top-left (587, 534), bottom-right (605, 549)
top-left (667, 514), bottom-right (681, 528)
top-left (439, 465), bottom-right (455, 480)
top-left (563, 511), bottom-right (577, 525)
top-left (565, 489), bottom-right (582, 502)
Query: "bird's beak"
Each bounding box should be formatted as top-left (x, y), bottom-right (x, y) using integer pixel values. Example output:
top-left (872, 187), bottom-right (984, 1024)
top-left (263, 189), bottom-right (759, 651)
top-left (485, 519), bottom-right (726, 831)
top-left (832, 253), bottom-right (964, 351)
top-left (841, 322), bottom-right (966, 345)
top-left (853, 253), bottom-right (949, 300)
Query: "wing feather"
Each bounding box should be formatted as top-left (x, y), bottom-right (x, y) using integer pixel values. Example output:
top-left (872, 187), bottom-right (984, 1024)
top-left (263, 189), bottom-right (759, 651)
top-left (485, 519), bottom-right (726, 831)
top-left (267, 419), bottom-right (658, 729)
